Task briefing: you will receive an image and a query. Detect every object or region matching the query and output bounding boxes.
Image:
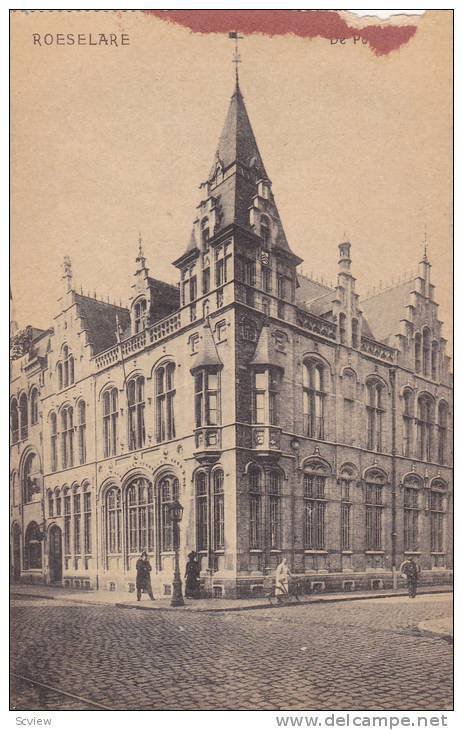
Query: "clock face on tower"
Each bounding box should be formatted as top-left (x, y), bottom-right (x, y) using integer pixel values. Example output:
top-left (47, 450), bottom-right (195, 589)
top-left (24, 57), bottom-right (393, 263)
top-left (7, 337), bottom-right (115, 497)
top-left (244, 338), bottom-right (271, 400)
top-left (260, 251), bottom-right (270, 265)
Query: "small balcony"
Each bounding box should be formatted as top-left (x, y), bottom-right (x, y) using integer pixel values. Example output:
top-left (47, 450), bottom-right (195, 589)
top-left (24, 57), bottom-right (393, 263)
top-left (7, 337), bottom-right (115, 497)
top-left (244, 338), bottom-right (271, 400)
top-left (252, 425), bottom-right (282, 455)
top-left (194, 427), bottom-right (222, 464)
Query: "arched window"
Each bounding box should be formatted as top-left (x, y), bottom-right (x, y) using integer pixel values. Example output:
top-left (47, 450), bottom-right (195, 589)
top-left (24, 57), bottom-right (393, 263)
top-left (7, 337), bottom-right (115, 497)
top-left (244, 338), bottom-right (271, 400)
top-left (155, 364), bottom-right (176, 443)
top-left (201, 217), bottom-right (210, 247)
top-left (134, 299), bottom-right (147, 334)
top-left (303, 464), bottom-right (327, 550)
top-left (431, 341), bottom-right (439, 380)
top-left (422, 328), bottom-right (431, 377)
top-left (73, 486), bottom-right (81, 556)
top-left (196, 472), bottom-right (208, 552)
top-left (403, 476), bottom-right (421, 551)
top-left (414, 333), bottom-right (422, 373)
top-left (260, 215), bottom-right (270, 248)
top-left (160, 475), bottom-right (180, 552)
top-left (213, 470), bottom-right (224, 550)
top-left (303, 361), bottom-right (325, 440)
top-left (103, 388), bottom-right (118, 458)
top-left (24, 522), bottom-right (42, 570)
top-left (366, 379), bottom-right (385, 452)
top-left (10, 398), bottom-right (19, 443)
top-left (342, 370), bottom-right (356, 444)
top-left (339, 465), bottom-right (356, 551)
top-left (249, 467), bottom-right (262, 550)
top-left (78, 401), bottom-right (86, 465)
top-left (126, 477), bottom-right (154, 554)
top-left (30, 388), bottom-right (39, 425)
top-left (430, 483), bottom-right (445, 553)
top-left (339, 313), bottom-right (347, 345)
top-left (269, 470), bottom-right (282, 549)
top-left (61, 405), bottom-right (74, 468)
top-left (83, 487), bottom-right (92, 555)
top-left (128, 376), bottom-right (145, 450)
top-left (63, 488), bottom-right (71, 556)
top-left (402, 389), bottom-right (414, 457)
top-left (437, 401), bottom-right (448, 465)
top-left (23, 452), bottom-right (40, 503)
top-left (47, 489), bottom-right (54, 517)
top-left (62, 346), bottom-right (74, 388)
top-left (364, 469), bottom-right (386, 550)
top-left (417, 394), bottom-right (434, 461)
top-left (55, 487), bottom-right (62, 517)
top-left (105, 487), bottom-right (121, 554)
top-left (50, 412), bottom-right (58, 472)
top-left (57, 362), bottom-right (63, 390)
top-left (351, 318), bottom-right (359, 349)
top-left (19, 392), bottom-right (28, 440)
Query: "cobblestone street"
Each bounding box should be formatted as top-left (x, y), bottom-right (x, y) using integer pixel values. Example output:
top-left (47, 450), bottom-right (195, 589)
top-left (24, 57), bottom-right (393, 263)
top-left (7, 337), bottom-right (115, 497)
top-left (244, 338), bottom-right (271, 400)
top-left (10, 593), bottom-right (452, 712)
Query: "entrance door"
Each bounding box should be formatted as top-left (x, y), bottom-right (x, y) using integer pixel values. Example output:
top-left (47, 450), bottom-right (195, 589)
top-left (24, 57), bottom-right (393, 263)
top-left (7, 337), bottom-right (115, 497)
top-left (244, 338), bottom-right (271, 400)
top-left (48, 525), bottom-right (63, 583)
top-left (12, 524), bottom-right (21, 582)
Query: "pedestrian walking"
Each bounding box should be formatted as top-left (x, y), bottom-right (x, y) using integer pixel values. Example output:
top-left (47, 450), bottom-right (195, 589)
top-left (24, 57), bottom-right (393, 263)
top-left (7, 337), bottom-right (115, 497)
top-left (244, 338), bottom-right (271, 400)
top-left (136, 550), bottom-right (155, 601)
top-left (399, 556), bottom-right (420, 598)
top-left (275, 557), bottom-right (291, 600)
top-left (184, 551), bottom-right (200, 598)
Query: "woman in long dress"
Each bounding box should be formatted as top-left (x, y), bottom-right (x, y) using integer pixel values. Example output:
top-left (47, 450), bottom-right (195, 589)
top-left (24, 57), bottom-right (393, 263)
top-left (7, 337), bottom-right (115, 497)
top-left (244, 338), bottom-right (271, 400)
top-left (275, 557), bottom-right (291, 599)
top-left (184, 551), bottom-right (200, 598)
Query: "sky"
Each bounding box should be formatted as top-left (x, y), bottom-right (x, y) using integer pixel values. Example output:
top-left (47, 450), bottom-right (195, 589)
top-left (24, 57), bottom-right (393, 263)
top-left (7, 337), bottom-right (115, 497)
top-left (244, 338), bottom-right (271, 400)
top-left (11, 10), bottom-right (452, 344)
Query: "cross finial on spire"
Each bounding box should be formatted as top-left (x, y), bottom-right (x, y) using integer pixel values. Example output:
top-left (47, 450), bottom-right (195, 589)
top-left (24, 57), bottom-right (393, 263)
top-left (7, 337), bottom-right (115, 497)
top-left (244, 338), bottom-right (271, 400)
top-left (423, 222), bottom-right (428, 261)
top-left (229, 31), bottom-right (243, 89)
top-left (138, 231), bottom-right (144, 259)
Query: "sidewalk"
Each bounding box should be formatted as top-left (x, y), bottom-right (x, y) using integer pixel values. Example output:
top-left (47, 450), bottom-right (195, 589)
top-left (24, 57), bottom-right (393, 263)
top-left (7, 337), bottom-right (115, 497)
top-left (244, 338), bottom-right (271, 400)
top-left (418, 616), bottom-right (453, 640)
top-left (10, 582), bottom-right (453, 613)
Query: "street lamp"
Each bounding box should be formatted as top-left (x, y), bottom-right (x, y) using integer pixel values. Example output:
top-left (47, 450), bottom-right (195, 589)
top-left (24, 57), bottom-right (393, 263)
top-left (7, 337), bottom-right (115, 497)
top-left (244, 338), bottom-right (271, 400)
top-left (168, 499), bottom-right (185, 607)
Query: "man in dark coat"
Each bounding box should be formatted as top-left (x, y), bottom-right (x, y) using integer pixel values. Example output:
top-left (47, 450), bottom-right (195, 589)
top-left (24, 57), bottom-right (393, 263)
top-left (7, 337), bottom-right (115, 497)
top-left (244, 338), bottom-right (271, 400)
top-left (136, 550), bottom-right (155, 601)
top-left (400, 556), bottom-right (421, 598)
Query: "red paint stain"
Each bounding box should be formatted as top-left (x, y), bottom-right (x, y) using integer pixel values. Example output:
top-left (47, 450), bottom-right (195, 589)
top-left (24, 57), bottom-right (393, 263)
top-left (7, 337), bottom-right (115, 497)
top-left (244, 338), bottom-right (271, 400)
top-left (144, 9), bottom-right (417, 56)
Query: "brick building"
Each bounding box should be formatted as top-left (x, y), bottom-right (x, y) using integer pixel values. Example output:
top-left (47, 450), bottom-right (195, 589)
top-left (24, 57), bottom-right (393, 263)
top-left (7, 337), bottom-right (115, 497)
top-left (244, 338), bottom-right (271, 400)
top-left (10, 77), bottom-right (453, 597)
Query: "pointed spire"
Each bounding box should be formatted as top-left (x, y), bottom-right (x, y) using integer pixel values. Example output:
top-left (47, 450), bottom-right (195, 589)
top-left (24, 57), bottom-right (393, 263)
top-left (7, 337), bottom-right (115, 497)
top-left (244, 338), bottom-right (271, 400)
top-left (421, 223), bottom-right (429, 263)
top-left (136, 232), bottom-right (148, 273)
top-left (62, 255), bottom-right (73, 293)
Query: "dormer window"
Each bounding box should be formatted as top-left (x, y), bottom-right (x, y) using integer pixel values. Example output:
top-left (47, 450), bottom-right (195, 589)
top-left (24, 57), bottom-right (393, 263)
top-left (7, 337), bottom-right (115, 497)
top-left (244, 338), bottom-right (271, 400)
top-left (134, 299), bottom-right (147, 334)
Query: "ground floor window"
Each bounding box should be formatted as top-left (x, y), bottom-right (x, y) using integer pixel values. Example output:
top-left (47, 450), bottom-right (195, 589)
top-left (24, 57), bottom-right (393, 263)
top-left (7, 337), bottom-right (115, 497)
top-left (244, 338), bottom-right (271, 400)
top-left (304, 474), bottom-right (326, 549)
top-left (24, 522), bottom-right (42, 569)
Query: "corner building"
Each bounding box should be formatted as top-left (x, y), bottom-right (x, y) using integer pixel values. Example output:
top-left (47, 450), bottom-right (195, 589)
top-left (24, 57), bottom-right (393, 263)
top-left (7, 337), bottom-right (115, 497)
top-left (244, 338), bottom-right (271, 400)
top-left (10, 79), bottom-right (453, 597)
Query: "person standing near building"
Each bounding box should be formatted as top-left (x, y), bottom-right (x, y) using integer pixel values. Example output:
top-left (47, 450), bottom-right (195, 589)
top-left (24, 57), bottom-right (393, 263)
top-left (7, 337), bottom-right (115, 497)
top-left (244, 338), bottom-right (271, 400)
top-left (400, 556), bottom-right (421, 598)
top-left (275, 557), bottom-right (291, 600)
top-left (184, 551), bottom-right (200, 598)
top-left (136, 550), bottom-right (155, 601)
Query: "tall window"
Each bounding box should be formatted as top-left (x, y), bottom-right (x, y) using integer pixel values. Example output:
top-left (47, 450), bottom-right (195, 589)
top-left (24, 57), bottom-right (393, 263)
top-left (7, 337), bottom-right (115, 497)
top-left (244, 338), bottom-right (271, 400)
top-left (73, 489), bottom-right (81, 556)
top-left (63, 346), bottom-right (74, 388)
top-left (64, 489), bottom-right (71, 556)
top-left (260, 215), bottom-right (270, 248)
top-left (342, 370), bottom-right (356, 445)
top-left (269, 471), bottom-right (282, 549)
top-left (262, 267), bottom-right (272, 293)
top-left (194, 370), bottom-right (219, 427)
top-left (134, 299), bottom-right (147, 334)
top-left (128, 376), bottom-right (145, 450)
top-left (340, 478), bottom-right (352, 551)
top-left (303, 361), bottom-right (325, 439)
top-left (57, 362), bottom-right (63, 390)
top-left (24, 522), bottom-right (42, 570)
top-left (47, 489), bottom-right (54, 517)
top-left (437, 401), bottom-right (448, 465)
top-left (201, 217), bottom-right (210, 247)
top-left (202, 265), bottom-right (210, 294)
top-left (365, 479), bottom-right (383, 550)
top-left (19, 393), bottom-right (28, 441)
top-left (339, 313), bottom-right (347, 345)
top-left (106, 487), bottom-right (121, 554)
top-left (155, 363), bottom-right (176, 442)
top-left (127, 478), bottom-right (154, 554)
top-left (30, 388), bottom-right (39, 425)
top-left (77, 401), bottom-right (86, 465)
top-left (422, 328), bottom-right (431, 377)
top-left (402, 389), bottom-right (414, 457)
top-left (50, 412), bottom-right (57, 472)
top-left (55, 489), bottom-right (62, 517)
top-left (215, 242), bottom-right (232, 288)
top-left (304, 474), bottom-right (326, 549)
top-left (84, 489), bottom-right (92, 554)
top-left (23, 452), bottom-right (40, 503)
top-left (351, 318), bottom-right (359, 349)
top-left (61, 405), bottom-right (74, 469)
top-left (10, 398), bottom-right (19, 443)
top-left (159, 475), bottom-right (179, 552)
top-left (213, 470), bottom-right (225, 550)
top-left (189, 275), bottom-right (197, 303)
top-left (103, 388), bottom-right (118, 457)
top-left (417, 394), bottom-right (433, 461)
top-left (431, 341), bottom-right (439, 380)
top-left (249, 467), bottom-right (262, 549)
top-left (366, 379), bottom-right (384, 451)
top-left (196, 472), bottom-right (208, 552)
top-left (252, 369), bottom-right (279, 425)
top-left (403, 486), bottom-right (419, 551)
top-left (430, 488), bottom-right (445, 552)
top-left (414, 333), bottom-right (422, 373)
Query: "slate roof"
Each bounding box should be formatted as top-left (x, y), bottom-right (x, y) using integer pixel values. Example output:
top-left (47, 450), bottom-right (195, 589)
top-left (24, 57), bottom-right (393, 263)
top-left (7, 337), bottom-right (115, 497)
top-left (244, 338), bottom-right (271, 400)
top-left (74, 293), bottom-right (130, 355)
top-left (361, 278), bottom-right (416, 343)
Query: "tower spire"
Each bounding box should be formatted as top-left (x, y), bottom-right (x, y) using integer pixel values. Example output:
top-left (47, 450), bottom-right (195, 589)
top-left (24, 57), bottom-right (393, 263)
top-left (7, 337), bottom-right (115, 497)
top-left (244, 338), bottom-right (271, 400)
top-left (423, 222), bottom-right (428, 262)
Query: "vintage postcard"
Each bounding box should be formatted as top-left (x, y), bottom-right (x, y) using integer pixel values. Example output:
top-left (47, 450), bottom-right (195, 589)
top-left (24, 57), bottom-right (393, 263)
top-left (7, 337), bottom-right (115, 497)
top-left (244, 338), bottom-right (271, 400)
top-left (10, 8), bottom-right (453, 715)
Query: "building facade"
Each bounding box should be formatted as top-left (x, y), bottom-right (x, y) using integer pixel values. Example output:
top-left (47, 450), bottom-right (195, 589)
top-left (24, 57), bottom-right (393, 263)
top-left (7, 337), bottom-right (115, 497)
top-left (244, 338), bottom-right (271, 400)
top-left (10, 79), bottom-right (453, 597)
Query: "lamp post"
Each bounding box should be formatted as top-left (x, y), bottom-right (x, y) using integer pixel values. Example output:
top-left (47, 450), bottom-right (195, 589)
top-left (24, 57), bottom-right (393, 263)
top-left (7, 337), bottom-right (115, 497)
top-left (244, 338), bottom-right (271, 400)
top-left (168, 499), bottom-right (185, 607)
